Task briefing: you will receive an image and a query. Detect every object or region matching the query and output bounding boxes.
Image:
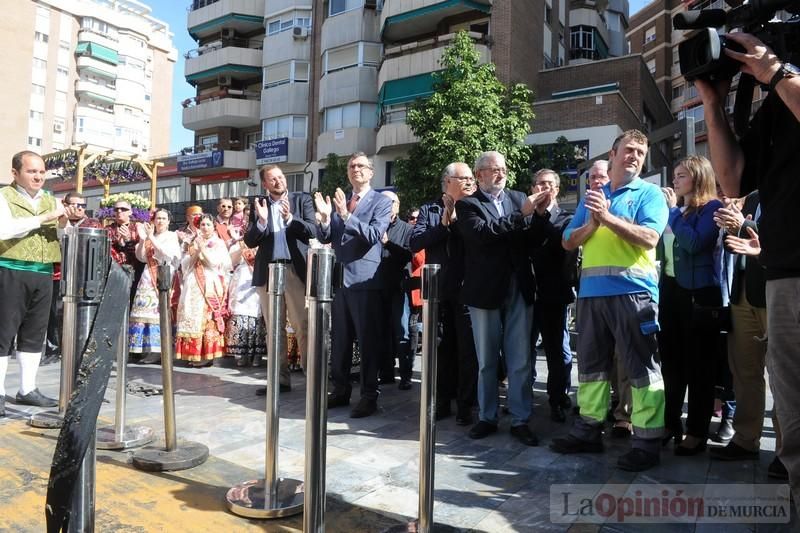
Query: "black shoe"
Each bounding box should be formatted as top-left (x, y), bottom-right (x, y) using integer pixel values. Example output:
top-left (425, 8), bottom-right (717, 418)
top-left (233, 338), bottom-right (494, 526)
top-left (560, 396), bottom-right (573, 409)
top-left (674, 440), bottom-right (707, 456)
top-left (398, 378), bottom-right (412, 391)
top-left (15, 389), bottom-right (57, 408)
top-left (768, 457), bottom-right (789, 480)
top-left (510, 425), bottom-right (539, 446)
top-left (469, 420), bottom-right (498, 439)
top-left (455, 406), bottom-right (473, 426)
top-left (255, 387), bottom-right (267, 396)
top-left (255, 384), bottom-right (291, 396)
top-left (327, 393), bottom-right (350, 409)
top-left (662, 429), bottom-right (682, 447)
top-left (618, 448), bottom-right (660, 472)
top-left (140, 353), bottom-right (162, 365)
top-left (379, 375), bottom-right (395, 385)
top-left (40, 352), bottom-right (61, 365)
top-left (709, 442), bottom-right (759, 461)
top-left (710, 418), bottom-right (735, 444)
top-left (611, 424), bottom-right (632, 439)
top-left (350, 397), bottom-right (378, 418)
top-left (550, 405), bottom-right (566, 423)
top-left (550, 435), bottom-right (604, 454)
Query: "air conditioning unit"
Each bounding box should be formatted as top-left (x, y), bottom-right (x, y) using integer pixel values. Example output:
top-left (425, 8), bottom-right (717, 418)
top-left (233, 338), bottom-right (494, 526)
top-left (53, 124), bottom-right (63, 133)
top-left (292, 26), bottom-right (309, 39)
top-left (220, 28), bottom-right (235, 39)
top-left (365, 0), bottom-right (377, 8)
top-left (218, 75), bottom-right (232, 86)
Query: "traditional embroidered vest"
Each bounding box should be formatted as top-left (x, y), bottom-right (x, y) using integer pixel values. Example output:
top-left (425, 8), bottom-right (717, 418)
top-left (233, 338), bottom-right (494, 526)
top-left (0, 186), bottom-right (61, 264)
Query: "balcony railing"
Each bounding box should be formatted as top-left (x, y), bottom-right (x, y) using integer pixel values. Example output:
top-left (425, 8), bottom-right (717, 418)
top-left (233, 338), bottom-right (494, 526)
top-left (181, 88), bottom-right (260, 108)
top-left (189, 0), bottom-right (220, 11)
top-left (184, 38), bottom-right (263, 59)
top-left (381, 31), bottom-right (486, 62)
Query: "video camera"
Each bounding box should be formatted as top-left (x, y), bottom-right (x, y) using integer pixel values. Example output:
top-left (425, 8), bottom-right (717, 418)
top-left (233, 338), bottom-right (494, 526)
top-left (674, 0), bottom-right (800, 81)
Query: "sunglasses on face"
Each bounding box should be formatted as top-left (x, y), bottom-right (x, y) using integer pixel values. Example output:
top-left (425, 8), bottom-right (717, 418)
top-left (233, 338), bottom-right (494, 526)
top-left (67, 203), bottom-right (87, 209)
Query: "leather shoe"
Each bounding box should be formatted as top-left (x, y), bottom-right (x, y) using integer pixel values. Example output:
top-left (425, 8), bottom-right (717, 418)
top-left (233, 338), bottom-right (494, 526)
top-left (15, 389), bottom-right (57, 408)
top-left (709, 442), bottom-right (759, 461)
top-left (327, 393), bottom-right (350, 408)
top-left (768, 457), bottom-right (789, 480)
top-left (350, 397), bottom-right (378, 418)
top-left (255, 384), bottom-right (291, 396)
top-left (435, 401), bottom-right (452, 421)
top-left (611, 423), bottom-right (632, 439)
top-left (510, 425), bottom-right (539, 446)
top-left (710, 417), bottom-right (735, 444)
top-left (549, 435), bottom-right (604, 454)
top-left (455, 406), bottom-right (473, 426)
top-left (550, 404), bottom-right (566, 423)
top-left (140, 353), bottom-right (162, 365)
top-left (398, 378), bottom-right (412, 391)
top-left (617, 448), bottom-right (660, 472)
top-left (468, 420), bottom-right (498, 439)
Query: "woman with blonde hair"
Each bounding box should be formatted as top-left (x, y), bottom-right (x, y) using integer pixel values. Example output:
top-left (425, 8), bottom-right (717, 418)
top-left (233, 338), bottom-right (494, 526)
top-left (658, 155), bottom-right (724, 455)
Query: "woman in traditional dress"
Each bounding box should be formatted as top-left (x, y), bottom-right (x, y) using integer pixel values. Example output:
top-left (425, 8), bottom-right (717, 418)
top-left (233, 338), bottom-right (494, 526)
top-left (175, 214), bottom-right (232, 367)
top-left (128, 209), bottom-right (181, 364)
top-left (225, 238), bottom-right (267, 367)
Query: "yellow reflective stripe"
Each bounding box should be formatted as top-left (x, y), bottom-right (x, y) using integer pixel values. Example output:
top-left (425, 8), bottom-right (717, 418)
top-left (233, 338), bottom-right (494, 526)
top-left (630, 381), bottom-right (665, 430)
top-left (577, 380), bottom-right (610, 423)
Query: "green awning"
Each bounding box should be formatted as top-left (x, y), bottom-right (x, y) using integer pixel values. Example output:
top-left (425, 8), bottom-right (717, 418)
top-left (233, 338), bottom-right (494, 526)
top-left (378, 72), bottom-right (438, 107)
top-left (186, 65), bottom-right (262, 83)
top-left (82, 65), bottom-right (116, 79)
top-left (80, 91), bottom-right (115, 105)
top-left (384, 0), bottom-right (490, 26)
top-left (75, 41), bottom-right (119, 65)
top-left (383, 0), bottom-right (490, 40)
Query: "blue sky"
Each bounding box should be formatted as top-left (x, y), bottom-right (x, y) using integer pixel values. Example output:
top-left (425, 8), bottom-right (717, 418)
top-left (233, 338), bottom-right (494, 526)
top-left (150, 0), bottom-right (652, 154)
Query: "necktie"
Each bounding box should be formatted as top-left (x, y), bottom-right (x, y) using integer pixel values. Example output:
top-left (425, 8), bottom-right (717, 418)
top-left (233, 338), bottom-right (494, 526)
top-left (347, 194), bottom-right (359, 214)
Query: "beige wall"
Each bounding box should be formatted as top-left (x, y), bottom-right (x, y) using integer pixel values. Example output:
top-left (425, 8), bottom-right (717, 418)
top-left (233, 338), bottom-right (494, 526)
top-left (150, 49), bottom-right (175, 156)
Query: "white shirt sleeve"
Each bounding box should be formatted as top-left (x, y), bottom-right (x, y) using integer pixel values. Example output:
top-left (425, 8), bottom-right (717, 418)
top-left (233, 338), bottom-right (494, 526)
top-left (0, 192), bottom-right (42, 241)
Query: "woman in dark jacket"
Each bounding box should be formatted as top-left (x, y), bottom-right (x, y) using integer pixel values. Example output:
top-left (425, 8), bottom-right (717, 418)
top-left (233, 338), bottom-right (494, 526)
top-left (658, 155), bottom-right (724, 455)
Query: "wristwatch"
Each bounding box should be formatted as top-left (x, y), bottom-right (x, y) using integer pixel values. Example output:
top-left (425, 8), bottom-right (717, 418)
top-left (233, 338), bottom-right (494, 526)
top-left (769, 62), bottom-right (800, 92)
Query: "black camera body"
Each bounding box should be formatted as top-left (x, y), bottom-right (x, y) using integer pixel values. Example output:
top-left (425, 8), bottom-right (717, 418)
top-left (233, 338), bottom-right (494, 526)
top-left (674, 0), bottom-right (800, 81)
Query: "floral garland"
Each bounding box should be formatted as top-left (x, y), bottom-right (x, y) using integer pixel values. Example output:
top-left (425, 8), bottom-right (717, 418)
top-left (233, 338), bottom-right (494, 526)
top-left (43, 151), bottom-right (149, 184)
top-left (98, 192), bottom-right (152, 222)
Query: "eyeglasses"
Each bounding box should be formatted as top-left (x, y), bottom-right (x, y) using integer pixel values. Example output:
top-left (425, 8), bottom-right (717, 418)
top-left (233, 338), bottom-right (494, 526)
top-left (348, 163), bottom-right (372, 170)
top-left (113, 207), bottom-right (131, 212)
top-left (68, 203), bottom-right (87, 209)
top-left (219, 205), bottom-right (233, 209)
top-left (481, 167), bottom-right (507, 175)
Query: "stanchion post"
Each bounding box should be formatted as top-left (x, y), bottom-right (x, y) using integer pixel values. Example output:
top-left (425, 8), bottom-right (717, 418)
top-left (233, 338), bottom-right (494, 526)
top-left (226, 263), bottom-right (304, 519)
top-left (304, 248), bottom-right (335, 533)
top-left (131, 263), bottom-right (208, 471)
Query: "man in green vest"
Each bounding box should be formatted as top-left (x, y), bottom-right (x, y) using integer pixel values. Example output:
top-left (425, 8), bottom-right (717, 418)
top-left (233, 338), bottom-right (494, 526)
top-left (0, 151), bottom-right (76, 417)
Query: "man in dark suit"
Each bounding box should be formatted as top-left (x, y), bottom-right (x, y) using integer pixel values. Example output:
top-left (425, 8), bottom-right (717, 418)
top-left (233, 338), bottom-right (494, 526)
top-left (528, 169), bottom-right (577, 423)
top-left (456, 151), bottom-right (547, 446)
top-left (315, 152), bottom-right (393, 418)
top-left (245, 164), bottom-right (316, 392)
top-left (410, 162), bottom-right (478, 425)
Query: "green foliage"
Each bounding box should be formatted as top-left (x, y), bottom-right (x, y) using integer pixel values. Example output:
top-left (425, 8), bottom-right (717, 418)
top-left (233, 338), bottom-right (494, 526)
top-left (393, 31), bottom-right (535, 208)
top-left (528, 136), bottom-right (581, 194)
top-left (317, 153), bottom-right (349, 197)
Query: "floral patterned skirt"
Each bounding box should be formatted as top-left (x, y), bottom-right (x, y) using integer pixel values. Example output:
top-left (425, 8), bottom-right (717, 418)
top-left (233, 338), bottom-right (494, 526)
top-left (128, 322), bottom-right (162, 354)
top-left (225, 314), bottom-right (267, 366)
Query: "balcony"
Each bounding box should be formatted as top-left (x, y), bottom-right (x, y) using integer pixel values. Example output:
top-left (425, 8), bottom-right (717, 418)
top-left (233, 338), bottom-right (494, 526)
top-left (75, 41), bottom-right (119, 66)
top-left (380, 0), bottom-right (491, 42)
top-left (77, 56), bottom-right (117, 79)
top-left (379, 32), bottom-right (488, 87)
top-left (177, 148), bottom-right (256, 176)
top-left (75, 80), bottom-right (117, 104)
top-left (376, 122), bottom-right (417, 153)
top-left (188, 0), bottom-right (266, 40)
top-left (261, 83), bottom-right (309, 119)
top-left (316, 128), bottom-right (376, 161)
top-left (185, 45), bottom-right (262, 84)
top-left (319, 67), bottom-right (378, 111)
top-left (182, 92), bottom-right (261, 130)
top-left (77, 29), bottom-right (119, 51)
top-left (320, 7), bottom-right (380, 53)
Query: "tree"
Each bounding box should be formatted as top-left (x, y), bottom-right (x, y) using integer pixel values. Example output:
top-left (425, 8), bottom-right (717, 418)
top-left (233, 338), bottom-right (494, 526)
top-left (528, 136), bottom-right (581, 194)
top-left (316, 153), bottom-right (349, 197)
top-left (392, 31), bottom-right (534, 208)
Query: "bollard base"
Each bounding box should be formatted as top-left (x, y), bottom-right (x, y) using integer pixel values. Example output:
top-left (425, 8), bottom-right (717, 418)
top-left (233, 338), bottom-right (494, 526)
top-left (28, 410), bottom-right (64, 429)
top-left (226, 478), bottom-right (304, 519)
top-left (384, 521), bottom-right (460, 533)
top-left (96, 425), bottom-right (155, 450)
top-left (131, 442), bottom-right (209, 472)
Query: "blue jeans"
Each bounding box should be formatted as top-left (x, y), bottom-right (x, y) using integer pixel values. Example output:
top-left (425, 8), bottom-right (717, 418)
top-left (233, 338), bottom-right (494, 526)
top-left (468, 279), bottom-right (533, 427)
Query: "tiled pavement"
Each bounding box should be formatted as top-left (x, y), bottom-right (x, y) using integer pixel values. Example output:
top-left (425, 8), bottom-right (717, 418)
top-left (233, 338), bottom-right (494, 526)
top-left (1, 353), bottom-right (796, 532)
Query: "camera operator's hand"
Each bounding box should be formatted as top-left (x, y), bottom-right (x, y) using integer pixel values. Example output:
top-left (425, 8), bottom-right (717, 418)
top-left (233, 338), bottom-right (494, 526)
top-left (723, 32), bottom-right (781, 86)
top-left (695, 78), bottom-right (731, 109)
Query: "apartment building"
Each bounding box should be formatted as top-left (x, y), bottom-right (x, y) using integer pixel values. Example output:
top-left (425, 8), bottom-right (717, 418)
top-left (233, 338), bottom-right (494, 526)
top-left (181, 0), bottom-right (567, 196)
top-left (0, 0), bottom-right (176, 184)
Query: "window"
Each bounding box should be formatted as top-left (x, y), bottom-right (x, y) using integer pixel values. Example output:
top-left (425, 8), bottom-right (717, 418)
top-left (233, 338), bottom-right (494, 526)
top-left (323, 42), bottom-right (381, 74)
top-left (82, 17), bottom-right (116, 37)
top-left (267, 11), bottom-right (311, 35)
top-left (57, 67), bottom-right (68, 78)
top-left (323, 103), bottom-right (377, 131)
top-left (262, 116), bottom-right (308, 140)
top-left (329, 0), bottom-right (363, 16)
top-left (27, 137), bottom-right (43, 147)
top-left (193, 180), bottom-right (250, 201)
top-left (384, 104), bottom-right (407, 124)
top-left (644, 26), bottom-right (656, 44)
top-left (545, 3), bottom-right (552, 25)
top-left (29, 110), bottom-right (44, 121)
top-left (199, 134), bottom-right (218, 147)
top-left (285, 172), bottom-right (306, 192)
top-left (673, 47), bottom-right (680, 65)
top-left (59, 40), bottom-right (70, 50)
top-left (672, 85), bottom-right (684, 100)
top-left (33, 58), bottom-right (47, 70)
top-left (268, 20), bottom-right (280, 34)
top-left (32, 84), bottom-right (45, 95)
top-left (244, 130), bottom-right (262, 150)
top-left (264, 60), bottom-right (310, 88)
top-left (646, 59), bottom-right (656, 74)
top-left (34, 31), bottom-right (49, 43)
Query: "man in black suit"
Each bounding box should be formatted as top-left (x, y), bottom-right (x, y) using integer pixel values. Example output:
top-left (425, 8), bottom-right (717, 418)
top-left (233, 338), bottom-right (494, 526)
top-left (528, 169), bottom-right (577, 423)
top-left (456, 151), bottom-right (548, 446)
top-left (245, 165), bottom-right (316, 392)
top-left (315, 152), bottom-right (393, 418)
top-left (410, 162), bottom-right (478, 425)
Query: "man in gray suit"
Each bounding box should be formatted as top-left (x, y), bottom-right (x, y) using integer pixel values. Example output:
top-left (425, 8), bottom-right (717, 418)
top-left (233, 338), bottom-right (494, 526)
top-left (315, 152), bottom-right (393, 418)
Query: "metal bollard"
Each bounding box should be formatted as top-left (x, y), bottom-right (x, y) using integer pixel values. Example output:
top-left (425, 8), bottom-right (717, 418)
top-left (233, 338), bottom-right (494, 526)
top-left (96, 301), bottom-right (154, 449)
top-left (303, 248), bottom-right (335, 533)
top-left (31, 227), bottom-right (108, 429)
top-left (131, 263), bottom-right (208, 471)
top-left (386, 264), bottom-right (456, 533)
top-left (227, 263), bottom-right (304, 518)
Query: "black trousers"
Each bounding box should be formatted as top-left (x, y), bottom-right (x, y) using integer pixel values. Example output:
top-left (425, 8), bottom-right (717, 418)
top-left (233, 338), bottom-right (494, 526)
top-left (331, 287), bottom-right (385, 401)
top-left (534, 300), bottom-right (572, 407)
top-left (658, 275), bottom-right (722, 438)
top-left (0, 266), bottom-right (52, 355)
top-left (46, 279), bottom-right (62, 352)
top-left (379, 289), bottom-right (413, 381)
top-left (437, 298), bottom-right (478, 410)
